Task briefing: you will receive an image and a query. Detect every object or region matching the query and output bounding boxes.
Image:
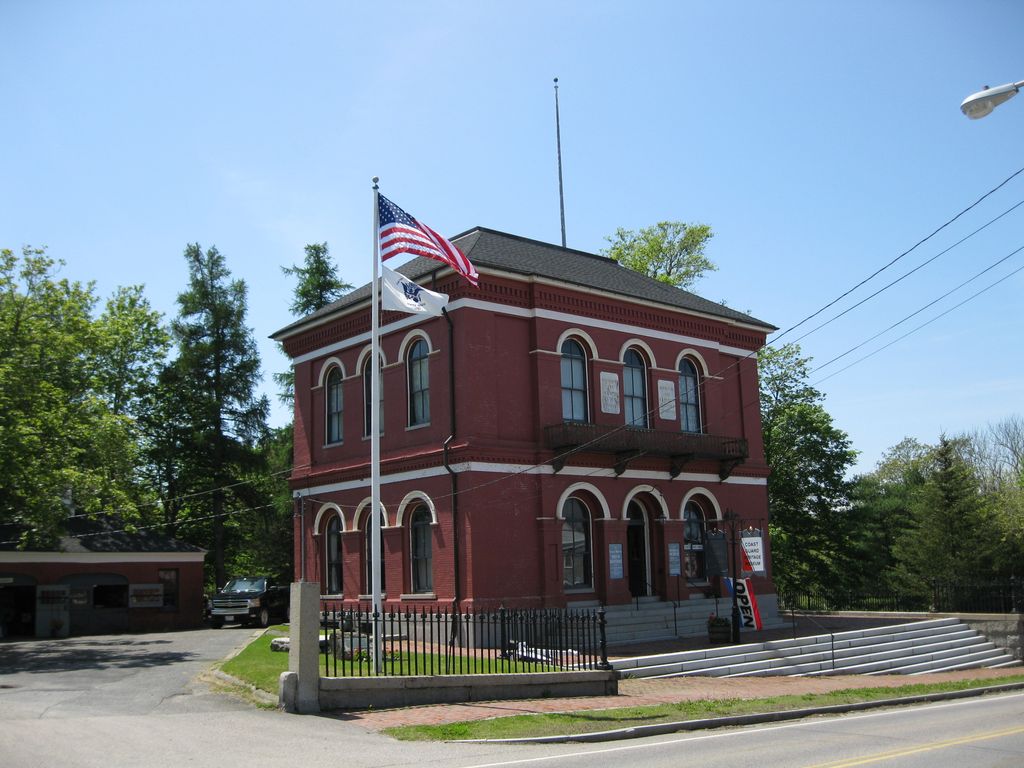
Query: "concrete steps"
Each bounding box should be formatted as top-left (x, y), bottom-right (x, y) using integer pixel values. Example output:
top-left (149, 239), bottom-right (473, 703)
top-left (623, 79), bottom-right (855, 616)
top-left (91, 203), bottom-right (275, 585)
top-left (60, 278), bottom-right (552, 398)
top-left (612, 617), bottom-right (1021, 678)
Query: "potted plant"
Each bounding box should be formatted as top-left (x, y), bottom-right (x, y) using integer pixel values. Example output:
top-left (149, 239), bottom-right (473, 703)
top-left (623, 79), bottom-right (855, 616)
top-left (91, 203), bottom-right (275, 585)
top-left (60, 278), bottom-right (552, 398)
top-left (707, 613), bottom-right (731, 643)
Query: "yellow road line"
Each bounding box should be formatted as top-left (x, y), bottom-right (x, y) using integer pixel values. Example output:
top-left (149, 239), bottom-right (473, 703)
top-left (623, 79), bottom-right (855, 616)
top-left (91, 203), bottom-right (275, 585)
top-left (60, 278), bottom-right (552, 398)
top-left (806, 724), bottom-right (1024, 767)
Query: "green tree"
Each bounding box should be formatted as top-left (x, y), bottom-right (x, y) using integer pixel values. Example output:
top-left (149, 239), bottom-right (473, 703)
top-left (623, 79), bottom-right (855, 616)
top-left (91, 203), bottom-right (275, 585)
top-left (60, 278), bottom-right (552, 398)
top-left (603, 221), bottom-right (716, 289)
top-left (275, 242), bottom-right (352, 404)
top-left (227, 425), bottom-right (294, 583)
top-left (758, 343), bottom-right (857, 593)
top-left (92, 285), bottom-right (170, 418)
top-left (281, 242), bottom-right (351, 316)
top-left (845, 439), bottom-right (929, 593)
top-left (895, 436), bottom-right (999, 584)
top-left (990, 484), bottom-right (1024, 577)
top-left (0, 247), bottom-right (154, 546)
top-left (168, 244), bottom-right (269, 586)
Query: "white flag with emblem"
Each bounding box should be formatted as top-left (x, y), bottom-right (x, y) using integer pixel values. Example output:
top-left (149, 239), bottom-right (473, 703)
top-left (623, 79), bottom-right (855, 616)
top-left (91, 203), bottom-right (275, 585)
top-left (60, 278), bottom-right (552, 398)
top-left (381, 264), bottom-right (449, 316)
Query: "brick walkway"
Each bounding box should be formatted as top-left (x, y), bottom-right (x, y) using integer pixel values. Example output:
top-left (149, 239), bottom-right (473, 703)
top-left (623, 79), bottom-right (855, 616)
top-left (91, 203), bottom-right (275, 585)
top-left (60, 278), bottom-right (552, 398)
top-left (330, 615), bottom-right (1022, 732)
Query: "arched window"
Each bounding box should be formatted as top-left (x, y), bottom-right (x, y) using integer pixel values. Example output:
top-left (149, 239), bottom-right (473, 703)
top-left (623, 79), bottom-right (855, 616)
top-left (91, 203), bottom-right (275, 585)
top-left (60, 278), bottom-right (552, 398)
top-left (562, 498), bottom-right (592, 588)
top-left (410, 506), bottom-right (433, 593)
top-left (560, 339), bottom-right (588, 422)
top-left (678, 358), bottom-right (702, 433)
top-left (623, 349), bottom-right (648, 428)
top-left (683, 501), bottom-right (707, 581)
top-left (363, 519), bottom-right (385, 594)
top-left (325, 516), bottom-right (342, 594)
top-left (362, 356), bottom-right (382, 436)
top-left (326, 367), bottom-right (343, 444)
top-left (407, 339), bottom-right (430, 426)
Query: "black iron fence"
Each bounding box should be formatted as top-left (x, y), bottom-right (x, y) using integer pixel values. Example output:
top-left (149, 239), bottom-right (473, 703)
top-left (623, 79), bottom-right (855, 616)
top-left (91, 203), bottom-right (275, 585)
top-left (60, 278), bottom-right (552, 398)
top-left (319, 603), bottom-right (610, 678)
top-left (780, 578), bottom-right (1024, 615)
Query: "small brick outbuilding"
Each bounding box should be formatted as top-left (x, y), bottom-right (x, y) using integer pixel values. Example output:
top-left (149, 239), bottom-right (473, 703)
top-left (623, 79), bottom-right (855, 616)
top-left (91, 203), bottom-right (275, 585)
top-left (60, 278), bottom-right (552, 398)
top-left (0, 516), bottom-right (205, 638)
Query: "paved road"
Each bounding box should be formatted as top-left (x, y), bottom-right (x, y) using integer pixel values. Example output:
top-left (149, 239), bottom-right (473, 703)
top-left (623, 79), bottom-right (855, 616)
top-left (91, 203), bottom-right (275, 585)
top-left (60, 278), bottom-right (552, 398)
top-left (3, 628), bottom-right (1023, 768)
top-left (450, 692), bottom-right (1024, 768)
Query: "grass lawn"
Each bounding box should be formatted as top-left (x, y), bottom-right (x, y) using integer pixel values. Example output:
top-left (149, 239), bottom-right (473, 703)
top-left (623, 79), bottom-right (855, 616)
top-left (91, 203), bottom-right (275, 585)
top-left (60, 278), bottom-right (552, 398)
top-left (383, 675), bottom-right (1024, 741)
top-left (220, 628), bottom-right (556, 694)
top-left (220, 628), bottom-right (290, 694)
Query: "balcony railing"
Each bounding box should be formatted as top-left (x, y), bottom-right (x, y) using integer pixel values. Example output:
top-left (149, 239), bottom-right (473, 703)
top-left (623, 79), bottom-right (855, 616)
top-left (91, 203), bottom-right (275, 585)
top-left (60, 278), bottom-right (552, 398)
top-left (544, 422), bottom-right (748, 479)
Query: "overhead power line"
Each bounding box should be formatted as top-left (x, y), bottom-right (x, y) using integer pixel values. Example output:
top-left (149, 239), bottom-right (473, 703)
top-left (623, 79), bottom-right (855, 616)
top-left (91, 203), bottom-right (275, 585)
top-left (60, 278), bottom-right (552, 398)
top-left (769, 164), bottom-right (1024, 347)
top-left (813, 258), bottom-right (1024, 386)
top-left (786, 198), bottom-right (1024, 348)
top-left (813, 244), bottom-right (1024, 374)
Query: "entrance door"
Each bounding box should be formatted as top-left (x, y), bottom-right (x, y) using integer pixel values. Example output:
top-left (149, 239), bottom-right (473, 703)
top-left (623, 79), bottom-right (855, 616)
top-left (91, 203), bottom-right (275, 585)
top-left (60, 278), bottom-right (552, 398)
top-left (35, 585), bottom-right (69, 638)
top-left (0, 576), bottom-right (37, 637)
top-left (626, 505), bottom-right (647, 597)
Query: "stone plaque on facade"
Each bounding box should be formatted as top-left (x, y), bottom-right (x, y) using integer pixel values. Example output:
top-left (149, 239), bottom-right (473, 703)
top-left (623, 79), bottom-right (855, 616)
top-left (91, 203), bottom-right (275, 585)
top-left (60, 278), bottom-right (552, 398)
top-left (600, 372), bottom-right (620, 414)
top-left (658, 379), bottom-right (676, 420)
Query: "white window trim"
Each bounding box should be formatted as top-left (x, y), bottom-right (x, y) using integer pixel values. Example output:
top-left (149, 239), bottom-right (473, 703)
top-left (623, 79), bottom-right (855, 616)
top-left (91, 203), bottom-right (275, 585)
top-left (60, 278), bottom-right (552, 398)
top-left (354, 498), bottom-right (389, 529)
top-left (555, 482), bottom-right (611, 519)
top-left (395, 492), bottom-right (438, 527)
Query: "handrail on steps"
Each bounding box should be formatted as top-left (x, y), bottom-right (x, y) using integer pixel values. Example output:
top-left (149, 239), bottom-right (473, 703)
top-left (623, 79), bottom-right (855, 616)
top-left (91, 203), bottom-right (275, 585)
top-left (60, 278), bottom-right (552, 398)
top-left (790, 607), bottom-right (836, 671)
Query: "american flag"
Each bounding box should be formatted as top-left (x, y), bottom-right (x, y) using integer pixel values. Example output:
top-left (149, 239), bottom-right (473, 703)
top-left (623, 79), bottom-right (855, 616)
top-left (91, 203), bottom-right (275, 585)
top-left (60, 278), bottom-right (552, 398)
top-left (378, 194), bottom-right (479, 287)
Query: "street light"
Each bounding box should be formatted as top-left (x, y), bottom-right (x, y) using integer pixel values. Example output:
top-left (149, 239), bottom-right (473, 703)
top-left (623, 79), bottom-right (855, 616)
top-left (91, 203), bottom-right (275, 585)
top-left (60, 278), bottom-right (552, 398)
top-left (960, 80), bottom-right (1023, 119)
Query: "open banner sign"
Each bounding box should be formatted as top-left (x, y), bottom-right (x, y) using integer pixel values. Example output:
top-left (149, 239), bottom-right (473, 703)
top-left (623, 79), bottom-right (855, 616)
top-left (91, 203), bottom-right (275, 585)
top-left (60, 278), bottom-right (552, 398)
top-left (724, 577), bottom-right (763, 630)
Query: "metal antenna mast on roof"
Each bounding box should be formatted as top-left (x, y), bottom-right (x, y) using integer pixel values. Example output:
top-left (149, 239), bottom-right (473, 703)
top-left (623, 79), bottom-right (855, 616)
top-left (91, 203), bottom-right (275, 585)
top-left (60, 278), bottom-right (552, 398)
top-left (554, 77), bottom-right (567, 248)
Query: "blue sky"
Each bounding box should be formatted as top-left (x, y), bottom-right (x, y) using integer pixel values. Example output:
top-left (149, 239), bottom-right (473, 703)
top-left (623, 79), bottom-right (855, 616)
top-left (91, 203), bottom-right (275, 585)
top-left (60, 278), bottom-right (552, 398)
top-left (3, 1), bottom-right (1022, 475)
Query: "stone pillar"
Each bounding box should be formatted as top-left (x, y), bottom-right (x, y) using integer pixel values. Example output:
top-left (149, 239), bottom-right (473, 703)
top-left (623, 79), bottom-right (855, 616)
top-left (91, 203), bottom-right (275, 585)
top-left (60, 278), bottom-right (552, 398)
top-left (280, 581), bottom-right (320, 714)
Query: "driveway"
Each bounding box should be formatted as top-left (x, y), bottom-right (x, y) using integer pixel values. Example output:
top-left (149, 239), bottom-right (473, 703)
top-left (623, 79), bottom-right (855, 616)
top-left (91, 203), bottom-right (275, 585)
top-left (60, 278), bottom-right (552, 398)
top-left (0, 627), bottom-right (509, 768)
top-left (0, 626), bottom-right (258, 719)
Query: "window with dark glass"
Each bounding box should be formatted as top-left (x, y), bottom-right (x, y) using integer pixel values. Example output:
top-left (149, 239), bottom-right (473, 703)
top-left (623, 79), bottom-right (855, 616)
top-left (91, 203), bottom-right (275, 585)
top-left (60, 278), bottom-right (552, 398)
top-left (623, 349), bottom-right (648, 427)
top-left (683, 501), bottom-right (707, 580)
top-left (93, 584), bottom-right (128, 608)
top-left (157, 568), bottom-right (178, 610)
top-left (562, 498), bottom-right (592, 588)
top-left (679, 358), bottom-right (701, 433)
top-left (364, 521), bottom-right (386, 594)
top-left (408, 339), bottom-right (430, 426)
top-left (560, 339), bottom-right (588, 422)
top-left (325, 516), bottom-right (342, 594)
top-left (326, 367), bottom-right (343, 444)
top-left (410, 506), bottom-right (433, 593)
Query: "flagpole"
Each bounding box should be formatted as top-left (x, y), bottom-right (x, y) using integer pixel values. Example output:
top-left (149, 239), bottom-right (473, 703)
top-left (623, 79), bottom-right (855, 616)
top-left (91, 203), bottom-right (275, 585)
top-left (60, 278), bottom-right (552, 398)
top-left (370, 176), bottom-right (383, 674)
top-left (554, 77), bottom-right (566, 248)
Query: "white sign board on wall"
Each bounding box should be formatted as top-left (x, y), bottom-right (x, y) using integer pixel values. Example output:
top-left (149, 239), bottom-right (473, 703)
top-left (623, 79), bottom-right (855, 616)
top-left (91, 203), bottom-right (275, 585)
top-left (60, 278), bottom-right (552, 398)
top-left (600, 372), bottom-right (620, 414)
top-left (657, 380), bottom-right (676, 420)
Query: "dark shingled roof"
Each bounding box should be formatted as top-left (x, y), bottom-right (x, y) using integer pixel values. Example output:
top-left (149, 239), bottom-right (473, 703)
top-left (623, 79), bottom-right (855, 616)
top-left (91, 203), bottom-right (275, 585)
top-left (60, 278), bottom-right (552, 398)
top-left (272, 227), bottom-right (774, 339)
top-left (0, 517), bottom-right (205, 554)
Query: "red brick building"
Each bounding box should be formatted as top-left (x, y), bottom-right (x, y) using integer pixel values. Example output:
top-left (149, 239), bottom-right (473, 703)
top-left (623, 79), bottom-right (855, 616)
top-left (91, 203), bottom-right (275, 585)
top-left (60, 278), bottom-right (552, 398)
top-left (274, 228), bottom-right (778, 627)
top-left (0, 516), bottom-right (205, 637)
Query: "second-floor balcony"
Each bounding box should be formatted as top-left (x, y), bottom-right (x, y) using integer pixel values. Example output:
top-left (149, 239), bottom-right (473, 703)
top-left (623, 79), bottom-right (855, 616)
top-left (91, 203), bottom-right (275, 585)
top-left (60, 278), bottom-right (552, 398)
top-left (544, 422), bottom-right (748, 480)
